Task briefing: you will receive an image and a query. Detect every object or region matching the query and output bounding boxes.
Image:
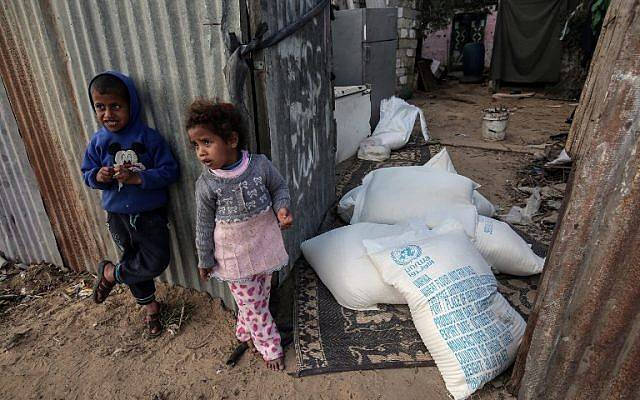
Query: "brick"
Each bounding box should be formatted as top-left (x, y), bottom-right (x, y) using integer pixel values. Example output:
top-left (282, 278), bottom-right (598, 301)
top-left (398, 38), bottom-right (417, 49)
top-left (397, 7), bottom-right (418, 20)
top-left (398, 18), bottom-right (413, 29)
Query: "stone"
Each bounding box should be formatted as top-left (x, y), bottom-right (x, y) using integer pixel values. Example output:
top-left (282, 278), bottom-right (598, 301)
top-left (398, 38), bottom-right (418, 49)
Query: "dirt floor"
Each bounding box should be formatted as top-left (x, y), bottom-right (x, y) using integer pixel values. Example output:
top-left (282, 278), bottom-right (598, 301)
top-left (0, 81), bottom-right (572, 400)
top-left (416, 81), bottom-right (573, 245)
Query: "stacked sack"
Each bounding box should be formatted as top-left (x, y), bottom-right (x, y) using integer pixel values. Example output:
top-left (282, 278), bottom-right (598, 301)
top-left (304, 148), bottom-right (544, 310)
top-left (363, 222), bottom-right (526, 399)
top-left (301, 148), bottom-right (545, 399)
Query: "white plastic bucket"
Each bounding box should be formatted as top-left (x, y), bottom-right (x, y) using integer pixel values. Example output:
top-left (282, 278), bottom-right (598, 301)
top-left (482, 108), bottom-right (509, 141)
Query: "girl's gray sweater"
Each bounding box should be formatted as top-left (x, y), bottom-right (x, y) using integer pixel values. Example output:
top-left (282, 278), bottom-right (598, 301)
top-left (194, 154), bottom-right (290, 269)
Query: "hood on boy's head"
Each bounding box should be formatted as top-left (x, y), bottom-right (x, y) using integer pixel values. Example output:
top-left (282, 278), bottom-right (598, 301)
top-left (88, 70), bottom-right (142, 131)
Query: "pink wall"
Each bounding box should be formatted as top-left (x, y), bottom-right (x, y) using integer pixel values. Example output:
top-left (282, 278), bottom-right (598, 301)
top-left (421, 24), bottom-right (452, 66)
top-left (421, 10), bottom-right (498, 69)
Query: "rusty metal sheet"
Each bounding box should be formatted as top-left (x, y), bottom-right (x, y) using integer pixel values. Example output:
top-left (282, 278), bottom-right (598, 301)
top-left (0, 76), bottom-right (63, 266)
top-left (0, 0), bottom-right (244, 308)
top-left (512, 1), bottom-right (640, 399)
top-left (249, 0), bottom-right (336, 277)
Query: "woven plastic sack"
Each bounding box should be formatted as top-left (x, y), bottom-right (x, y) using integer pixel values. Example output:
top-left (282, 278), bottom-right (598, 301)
top-left (474, 216), bottom-right (545, 276)
top-left (351, 167), bottom-right (478, 229)
top-left (363, 224), bottom-right (525, 399)
top-left (300, 223), bottom-right (406, 310)
top-left (424, 148), bottom-right (496, 217)
top-left (357, 96), bottom-right (429, 161)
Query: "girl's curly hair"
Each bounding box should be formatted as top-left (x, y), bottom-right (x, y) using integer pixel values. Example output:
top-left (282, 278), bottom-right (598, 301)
top-left (185, 99), bottom-right (246, 149)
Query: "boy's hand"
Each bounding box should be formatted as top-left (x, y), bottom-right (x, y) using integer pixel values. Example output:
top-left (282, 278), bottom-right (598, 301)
top-left (277, 208), bottom-right (293, 230)
top-left (114, 166), bottom-right (142, 185)
top-left (96, 167), bottom-right (115, 183)
top-left (198, 267), bottom-right (213, 282)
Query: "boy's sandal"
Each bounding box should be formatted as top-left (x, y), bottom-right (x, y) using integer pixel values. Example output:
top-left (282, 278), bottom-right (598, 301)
top-left (144, 305), bottom-right (163, 338)
top-left (92, 260), bottom-right (116, 304)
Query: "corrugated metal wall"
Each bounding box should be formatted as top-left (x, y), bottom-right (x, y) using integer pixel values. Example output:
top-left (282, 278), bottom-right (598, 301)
top-left (510, 1), bottom-right (640, 398)
top-left (249, 0), bottom-right (336, 276)
top-left (0, 0), bottom-right (336, 309)
top-left (0, 76), bottom-right (63, 266)
top-left (0, 0), bottom-right (244, 307)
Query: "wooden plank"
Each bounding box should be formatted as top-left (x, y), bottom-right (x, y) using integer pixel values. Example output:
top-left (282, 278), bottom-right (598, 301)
top-left (427, 139), bottom-right (542, 154)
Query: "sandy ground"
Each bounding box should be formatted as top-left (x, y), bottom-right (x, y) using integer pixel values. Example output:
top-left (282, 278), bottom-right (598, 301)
top-left (416, 81), bottom-right (572, 245)
top-left (0, 81), bottom-right (572, 400)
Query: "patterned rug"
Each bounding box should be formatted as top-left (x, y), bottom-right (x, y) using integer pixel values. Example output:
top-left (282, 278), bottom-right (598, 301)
top-left (292, 137), bottom-right (543, 377)
top-left (293, 259), bottom-right (434, 376)
top-left (292, 260), bottom-right (540, 377)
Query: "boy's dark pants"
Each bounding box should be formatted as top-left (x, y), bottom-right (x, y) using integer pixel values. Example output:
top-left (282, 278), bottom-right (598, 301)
top-left (106, 208), bottom-right (170, 305)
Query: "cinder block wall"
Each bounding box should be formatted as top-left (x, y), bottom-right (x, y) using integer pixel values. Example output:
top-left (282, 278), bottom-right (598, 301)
top-left (393, 0), bottom-right (419, 92)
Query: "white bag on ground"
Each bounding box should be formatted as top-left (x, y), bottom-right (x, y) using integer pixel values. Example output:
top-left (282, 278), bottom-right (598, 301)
top-left (424, 147), bottom-right (458, 172)
top-left (339, 187), bottom-right (488, 228)
top-left (337, 186), bottom-right (361, 223)
top-left (371, 96), bottom-right (429, 149)
top-left (363, 225), bottom-right (525, 400)
top-left (472, 192), bottom-right (496, 217)
top-left (424, 148), bottom-right (496, 217)
top-left (300, 223), bottom-right (406, 311)
top-left (356, 140), bottom-right (391, 162)
top-left (351, 167), bottom-right (478, 226)
top-left (474, 216), bottom-right (545, 276)
top-left (505, 188), bottom-right (541, 226)
top-left (357, 96), bottom-right (429, 161)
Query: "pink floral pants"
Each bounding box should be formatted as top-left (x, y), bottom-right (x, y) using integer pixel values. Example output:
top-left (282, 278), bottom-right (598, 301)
top-left (228, 274), bottom-right (283, 361)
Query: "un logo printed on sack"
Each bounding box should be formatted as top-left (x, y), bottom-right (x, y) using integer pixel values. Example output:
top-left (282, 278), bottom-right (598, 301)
top-left (391, 245), bottom-right (422, 266)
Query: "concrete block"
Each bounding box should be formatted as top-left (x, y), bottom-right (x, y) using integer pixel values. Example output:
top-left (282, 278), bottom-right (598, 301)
top-left (398, 18), bottom-right (413, 29)
top-left (397, 7), bottom-right (418, 20)
top-left (398, 38), bottom-right (417, 49)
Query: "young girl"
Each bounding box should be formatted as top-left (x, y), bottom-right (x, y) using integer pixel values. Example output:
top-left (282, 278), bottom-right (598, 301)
top-left (187, 99), bottom-right (293, 371)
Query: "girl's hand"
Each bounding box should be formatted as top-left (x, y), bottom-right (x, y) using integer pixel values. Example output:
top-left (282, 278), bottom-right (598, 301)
top-left (198, 267), bottom-right (213, 282)
top-left (277, 208), bottom-right (293, 230)
top-left (96, 166), bottom-right (115, 183)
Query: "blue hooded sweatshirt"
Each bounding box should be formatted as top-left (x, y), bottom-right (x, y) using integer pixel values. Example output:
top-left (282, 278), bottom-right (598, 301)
top-left (81, 71), bottom-right (179, 214)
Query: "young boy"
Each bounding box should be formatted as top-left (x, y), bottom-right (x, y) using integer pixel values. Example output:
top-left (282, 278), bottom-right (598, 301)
top-left (81, 71), bottom-right (179, 337)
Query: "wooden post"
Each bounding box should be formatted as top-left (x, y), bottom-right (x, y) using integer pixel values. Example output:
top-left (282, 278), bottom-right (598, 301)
top-left (509, 1), bottom-right (640, 399)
